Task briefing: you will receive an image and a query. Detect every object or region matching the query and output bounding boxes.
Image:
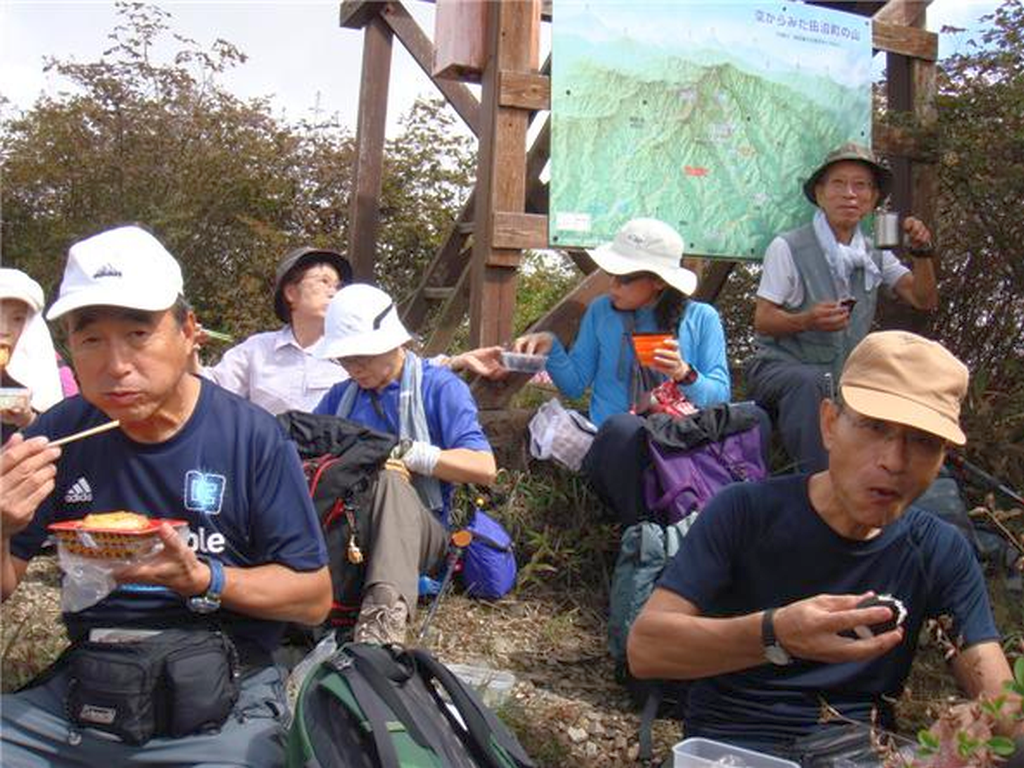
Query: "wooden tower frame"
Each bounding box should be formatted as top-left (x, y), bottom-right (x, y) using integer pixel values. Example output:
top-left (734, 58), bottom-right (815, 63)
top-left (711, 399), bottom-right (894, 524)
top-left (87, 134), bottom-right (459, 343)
top-left (339, 0), bottom-right (938, 408)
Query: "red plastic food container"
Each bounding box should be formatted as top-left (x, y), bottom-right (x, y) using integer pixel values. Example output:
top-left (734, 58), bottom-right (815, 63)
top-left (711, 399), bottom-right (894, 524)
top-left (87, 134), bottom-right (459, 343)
top-left (49, 516), bottom-right (188, 560)
top-left (631, 333), bottom-right (672, 368)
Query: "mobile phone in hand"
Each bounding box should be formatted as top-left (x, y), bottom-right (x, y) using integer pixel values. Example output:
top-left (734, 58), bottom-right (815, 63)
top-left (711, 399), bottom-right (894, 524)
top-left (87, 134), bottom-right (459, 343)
top-left (840, 297), bottom-right (857, 311)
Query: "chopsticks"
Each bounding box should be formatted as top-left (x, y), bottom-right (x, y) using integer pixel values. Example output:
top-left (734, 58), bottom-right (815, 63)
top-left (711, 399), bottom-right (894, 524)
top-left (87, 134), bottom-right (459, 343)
top-left (49, 420), bottom-right (121, 448)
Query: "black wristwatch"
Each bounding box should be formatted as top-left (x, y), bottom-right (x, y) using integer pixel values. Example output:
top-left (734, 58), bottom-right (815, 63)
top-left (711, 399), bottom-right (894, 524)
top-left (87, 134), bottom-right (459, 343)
top-left (762, 608), bottom-right (792, 666)
top-left (187, 556), bottom-right (225, 614)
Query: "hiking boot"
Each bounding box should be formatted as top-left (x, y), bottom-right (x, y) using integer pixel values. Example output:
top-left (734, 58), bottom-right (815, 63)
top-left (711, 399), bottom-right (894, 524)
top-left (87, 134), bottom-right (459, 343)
top-left (354, 584), bottom-right (409, 646)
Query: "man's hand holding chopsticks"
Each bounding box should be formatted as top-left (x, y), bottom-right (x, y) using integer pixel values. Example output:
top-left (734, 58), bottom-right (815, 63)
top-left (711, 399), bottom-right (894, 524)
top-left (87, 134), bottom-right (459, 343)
top-left (1, 433), bottom-right (61, 539)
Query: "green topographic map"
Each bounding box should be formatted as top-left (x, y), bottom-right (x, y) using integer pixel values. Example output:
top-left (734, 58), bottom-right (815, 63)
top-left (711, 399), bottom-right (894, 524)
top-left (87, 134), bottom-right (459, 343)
top-left (550, 6), bottom-right (871, 260)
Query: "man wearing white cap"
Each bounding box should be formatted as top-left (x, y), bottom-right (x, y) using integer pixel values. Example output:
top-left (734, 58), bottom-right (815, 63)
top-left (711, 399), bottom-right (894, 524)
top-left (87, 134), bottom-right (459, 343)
top-left (747, 143), bottom-right (939, 474)
top-left (629, 331), bottom-right (1016, 760)
top-left (313, 283), bottom-right (496, 645)
top-left (0, 225), bottom-right (331, 766)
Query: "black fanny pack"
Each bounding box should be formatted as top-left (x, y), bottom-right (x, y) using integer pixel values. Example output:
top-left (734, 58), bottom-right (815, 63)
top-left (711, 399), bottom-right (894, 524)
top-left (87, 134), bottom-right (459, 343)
top-left (65, 627), bottom-right (240, 745)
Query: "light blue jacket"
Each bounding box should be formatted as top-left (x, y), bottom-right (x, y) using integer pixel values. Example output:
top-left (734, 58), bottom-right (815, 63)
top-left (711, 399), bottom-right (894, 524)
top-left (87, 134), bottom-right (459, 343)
top-left (545, 296), bottom-right (730, 427)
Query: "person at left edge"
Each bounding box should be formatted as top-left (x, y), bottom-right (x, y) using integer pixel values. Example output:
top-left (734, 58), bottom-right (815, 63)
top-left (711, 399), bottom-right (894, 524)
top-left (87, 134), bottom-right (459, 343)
top-left (0, 225), bottom-right (331, 767)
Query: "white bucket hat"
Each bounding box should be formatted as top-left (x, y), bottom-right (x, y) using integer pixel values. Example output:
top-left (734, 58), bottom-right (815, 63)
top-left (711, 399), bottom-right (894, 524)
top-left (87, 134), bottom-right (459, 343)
top-left (315, 284), bottom-right (411, 360)
top-left (0, 268), bottom-right (63, 412)
top-left (47, 226), bottom-right (184, 320)
top-left (587, 218), bottom-right (697, 296)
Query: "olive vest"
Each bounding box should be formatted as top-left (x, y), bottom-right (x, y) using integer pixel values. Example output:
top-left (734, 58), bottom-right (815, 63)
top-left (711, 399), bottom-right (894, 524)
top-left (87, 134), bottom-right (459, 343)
top-left (753, 224), bottom-right (882, 379)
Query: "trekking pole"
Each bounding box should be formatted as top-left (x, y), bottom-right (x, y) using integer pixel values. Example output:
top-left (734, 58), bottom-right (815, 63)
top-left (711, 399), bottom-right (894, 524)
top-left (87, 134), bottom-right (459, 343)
top-left (416, 529), bottom-right (473, 645)
top-left (947, 452), bottom-right (1024, 508)
top-left (947, 453), bottom-right (1024, 557)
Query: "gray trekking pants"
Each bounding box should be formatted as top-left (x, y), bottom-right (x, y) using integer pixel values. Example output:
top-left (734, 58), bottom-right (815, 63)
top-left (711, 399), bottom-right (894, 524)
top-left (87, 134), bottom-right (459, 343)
top-left (745, 356), bottom-right (830, 473)
top-left (365, 468), bottom-right (449, 615)
top-left (1, 664), bottom-right (287, 767)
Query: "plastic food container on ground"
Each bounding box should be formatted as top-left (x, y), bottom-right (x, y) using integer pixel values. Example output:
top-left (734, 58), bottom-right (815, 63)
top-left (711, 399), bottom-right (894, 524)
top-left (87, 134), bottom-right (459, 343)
top-left (446, 663), bottom-right (516, 709)
top-left (672, 737), bottom-right (800, 768)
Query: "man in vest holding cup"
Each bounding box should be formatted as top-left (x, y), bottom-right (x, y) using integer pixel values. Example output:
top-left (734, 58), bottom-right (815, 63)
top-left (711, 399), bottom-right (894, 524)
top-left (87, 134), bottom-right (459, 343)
top-left (745, 142), bottom-right (938, 472)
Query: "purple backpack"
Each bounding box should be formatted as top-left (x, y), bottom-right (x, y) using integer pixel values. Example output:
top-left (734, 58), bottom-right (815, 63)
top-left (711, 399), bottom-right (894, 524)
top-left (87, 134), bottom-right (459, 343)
top-left (642, 406), bottom-right (767, 525)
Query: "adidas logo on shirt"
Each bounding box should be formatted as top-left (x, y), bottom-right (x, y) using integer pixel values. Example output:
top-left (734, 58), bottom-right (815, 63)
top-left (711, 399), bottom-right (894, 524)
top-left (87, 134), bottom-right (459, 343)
top-left (64, 477), bottom-right (93, 504)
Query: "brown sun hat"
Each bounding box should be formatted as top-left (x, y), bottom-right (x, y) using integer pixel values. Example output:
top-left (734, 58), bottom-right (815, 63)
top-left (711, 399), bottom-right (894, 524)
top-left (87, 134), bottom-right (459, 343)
top-left (802, 142), bottom-right (893, 206)
top-left (839, 331), bottom-right (968, 445)
top-left (273, 247), bottom-right (352, 323)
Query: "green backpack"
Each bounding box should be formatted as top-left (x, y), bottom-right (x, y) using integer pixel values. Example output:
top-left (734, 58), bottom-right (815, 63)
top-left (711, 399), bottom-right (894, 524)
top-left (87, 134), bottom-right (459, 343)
top-left (287, 643), bottom-right (535, 768)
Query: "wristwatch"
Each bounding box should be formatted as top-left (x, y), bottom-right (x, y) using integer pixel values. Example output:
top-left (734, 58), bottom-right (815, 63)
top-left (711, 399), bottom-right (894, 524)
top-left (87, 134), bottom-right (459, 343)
top-left (187, 556), bottom-right (225, 614)
top-left (762, 608), bottom-right (792, 666)
top-left (677, 366), bottom-right (699, 386)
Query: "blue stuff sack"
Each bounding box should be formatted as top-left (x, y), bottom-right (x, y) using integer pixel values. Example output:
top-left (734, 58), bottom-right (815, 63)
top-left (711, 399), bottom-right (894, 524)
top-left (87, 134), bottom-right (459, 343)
top-left (461, 509), bottom-right (517, 600)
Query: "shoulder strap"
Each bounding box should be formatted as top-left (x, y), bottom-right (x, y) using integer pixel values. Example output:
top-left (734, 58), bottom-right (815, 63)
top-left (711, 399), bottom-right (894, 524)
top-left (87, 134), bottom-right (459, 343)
top-left (335, 382), bottom-right (358, 419)
top-left (320, 656), bottom-right (403, 768)
top-left (638, 685), bottom-right (663, 766)
top-left (409, 649), bottom-right (535, 768)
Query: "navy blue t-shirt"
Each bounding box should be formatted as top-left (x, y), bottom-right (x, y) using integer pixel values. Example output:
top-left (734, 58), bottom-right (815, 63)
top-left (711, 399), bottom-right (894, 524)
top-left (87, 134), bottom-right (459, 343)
top-left (657, 473), bottom-right (998, 754)
top-left (12, 379), bottom-right (328, 653)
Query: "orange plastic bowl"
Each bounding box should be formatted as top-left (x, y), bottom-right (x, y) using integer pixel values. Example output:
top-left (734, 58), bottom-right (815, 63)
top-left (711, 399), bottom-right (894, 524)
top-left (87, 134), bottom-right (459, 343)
top-left (631, 333), bottom-right (672, 368)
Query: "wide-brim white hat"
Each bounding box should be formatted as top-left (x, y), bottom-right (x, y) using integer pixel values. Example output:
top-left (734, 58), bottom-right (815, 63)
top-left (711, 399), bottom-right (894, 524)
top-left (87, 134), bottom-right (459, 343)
top-left (587, 218), bottom-right (697, 296)
top-left (47, 226), bottom-right (183, 321)
top-left (314, 283), bottom-right (411, 360)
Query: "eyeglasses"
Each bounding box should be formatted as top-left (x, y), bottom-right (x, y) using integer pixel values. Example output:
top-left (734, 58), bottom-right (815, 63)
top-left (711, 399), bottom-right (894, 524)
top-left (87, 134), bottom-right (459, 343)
top-left (299, 274), bottom-right (343, 292)
top-left (839, 408), bottom-right (945, 458)
top-left (825, 177), bottom-right (876, 196)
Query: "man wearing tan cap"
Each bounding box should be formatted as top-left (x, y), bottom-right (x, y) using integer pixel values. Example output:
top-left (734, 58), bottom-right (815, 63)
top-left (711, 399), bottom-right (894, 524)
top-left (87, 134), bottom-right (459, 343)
top-left (629, 331), bottom-right (1016, 761)
top-left (746, 142), bottom-right (939, 473)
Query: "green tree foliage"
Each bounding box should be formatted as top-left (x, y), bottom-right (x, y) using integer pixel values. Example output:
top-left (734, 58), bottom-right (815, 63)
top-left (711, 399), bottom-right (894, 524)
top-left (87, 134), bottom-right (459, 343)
top-left (1, 2), bottom-right (474, 345)
top-left (933, 0), bottom-right (1024, 385)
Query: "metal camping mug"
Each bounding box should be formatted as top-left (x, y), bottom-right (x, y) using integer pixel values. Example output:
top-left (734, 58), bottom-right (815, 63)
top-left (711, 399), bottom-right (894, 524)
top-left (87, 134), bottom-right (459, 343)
top-left (873, 211), bottom-right (902, 249)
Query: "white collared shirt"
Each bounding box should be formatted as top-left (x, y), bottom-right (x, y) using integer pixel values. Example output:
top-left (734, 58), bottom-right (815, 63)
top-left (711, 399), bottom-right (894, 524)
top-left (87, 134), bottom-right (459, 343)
top-left (202, 326), bottom-right (348, 415)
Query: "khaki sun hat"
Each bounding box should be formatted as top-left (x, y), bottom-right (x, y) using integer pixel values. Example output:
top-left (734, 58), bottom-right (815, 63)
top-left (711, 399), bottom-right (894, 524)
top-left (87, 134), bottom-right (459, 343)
top-left (839, 331), bottom-right (968, 445)
top-left (587, 218), bottom-right (697, 296)
top-left (803, 142), bottom-right (893, 206)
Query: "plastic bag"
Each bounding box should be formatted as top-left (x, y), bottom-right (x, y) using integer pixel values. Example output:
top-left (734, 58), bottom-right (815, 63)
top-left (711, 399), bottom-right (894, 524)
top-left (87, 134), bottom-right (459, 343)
top-left (528, 398), bottom-right (597, 472)
top-left (54, 526), bottom-right (187, 613)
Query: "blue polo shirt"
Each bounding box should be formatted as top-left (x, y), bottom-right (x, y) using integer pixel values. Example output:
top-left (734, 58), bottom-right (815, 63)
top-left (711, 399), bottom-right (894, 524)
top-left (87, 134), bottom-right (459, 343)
top-left (314, 359), bottom-right (492, 521)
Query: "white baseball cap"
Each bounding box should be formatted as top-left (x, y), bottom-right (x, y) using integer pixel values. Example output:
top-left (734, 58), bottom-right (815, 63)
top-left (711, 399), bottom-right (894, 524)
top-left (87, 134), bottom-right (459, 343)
top-left (587, 218), bottom-right (697, 296)
top-left (47, 226), bottom-right (184, 321)
top-left (314, 284), bottom-right (411, 360)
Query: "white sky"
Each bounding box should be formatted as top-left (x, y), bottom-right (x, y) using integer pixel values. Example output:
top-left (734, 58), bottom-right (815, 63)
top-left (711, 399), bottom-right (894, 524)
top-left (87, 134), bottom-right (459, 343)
top-left (0, 0), bottom-right (1004, 135)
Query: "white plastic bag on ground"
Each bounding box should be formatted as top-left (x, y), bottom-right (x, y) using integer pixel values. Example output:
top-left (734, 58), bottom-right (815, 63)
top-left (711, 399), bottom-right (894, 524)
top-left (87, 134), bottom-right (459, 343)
top-left (528, 398), bottom-right (597, 472)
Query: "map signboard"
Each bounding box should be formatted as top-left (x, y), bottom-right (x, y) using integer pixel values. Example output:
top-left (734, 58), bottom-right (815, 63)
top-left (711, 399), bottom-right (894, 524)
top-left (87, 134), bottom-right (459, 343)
top-left (550, 1), bottom-right (872, 259)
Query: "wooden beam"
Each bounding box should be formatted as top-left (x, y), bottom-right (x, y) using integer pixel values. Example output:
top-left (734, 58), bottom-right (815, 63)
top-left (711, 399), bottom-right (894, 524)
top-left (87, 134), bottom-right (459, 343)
top-left (873, 0), bottom-right (930, 26)
top-left (693, 261), bottom-right (735, 304)
top-left (565, 248), bottom-right (597, 275)
top-left (399, 191), bottom-right (474, 330)
top-left (873, 21), bottom-right (937, 60)
top-left (492, 212), bottom-right (548, 250)
top-left (498, 71), bottom-right (550, 111)
top-left (380, 1), bottom-right (481, 137)
top-left (468, 0), bottom-right (541, 352)
top-left (872, 123), bottom-right (932, 161)
top-left (424, 264), bottom-right (471, 356)
top-left (347, 15), bottom-right (393, 282)
top-left (339, 0), bottom-right (383, 29)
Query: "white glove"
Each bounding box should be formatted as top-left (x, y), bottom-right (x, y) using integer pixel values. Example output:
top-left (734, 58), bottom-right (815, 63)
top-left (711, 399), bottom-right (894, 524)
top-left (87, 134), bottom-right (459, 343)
top-left (401, 440), bottom-right (441, 477)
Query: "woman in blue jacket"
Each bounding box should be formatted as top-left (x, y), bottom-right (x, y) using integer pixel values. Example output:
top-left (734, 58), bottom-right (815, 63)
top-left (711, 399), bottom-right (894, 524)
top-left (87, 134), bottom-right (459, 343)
top-left (514, 218), bottom-right (730, 426)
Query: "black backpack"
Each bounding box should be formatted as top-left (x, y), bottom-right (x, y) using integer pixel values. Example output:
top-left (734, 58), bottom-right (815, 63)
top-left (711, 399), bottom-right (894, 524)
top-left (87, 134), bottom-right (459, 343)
top-left (286, 643), bottom-right (535, 768)
top-left (278, 410), bottom-right (398, 633)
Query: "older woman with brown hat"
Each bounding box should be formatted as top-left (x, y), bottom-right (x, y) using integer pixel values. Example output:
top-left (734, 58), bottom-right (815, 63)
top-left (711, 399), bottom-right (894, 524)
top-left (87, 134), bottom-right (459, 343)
top-left (746, 142), bottom-right (939, 473)
top-left (198, 247), bottom-right (353, 415)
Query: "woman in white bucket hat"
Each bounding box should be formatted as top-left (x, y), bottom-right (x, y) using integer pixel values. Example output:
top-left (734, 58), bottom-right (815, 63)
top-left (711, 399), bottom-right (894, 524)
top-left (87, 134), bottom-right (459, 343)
top-left (513, 218), bottom-right (730, 427)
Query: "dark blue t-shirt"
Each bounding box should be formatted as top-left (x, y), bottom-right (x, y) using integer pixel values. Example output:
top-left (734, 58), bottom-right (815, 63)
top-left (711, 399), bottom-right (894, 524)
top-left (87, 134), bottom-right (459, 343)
top-left (314, 360), bottom-right (492, 521)
top-left (657, 473), bottom-right (998, 754)
top-left (12, 379), bottom-right (328, 653)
